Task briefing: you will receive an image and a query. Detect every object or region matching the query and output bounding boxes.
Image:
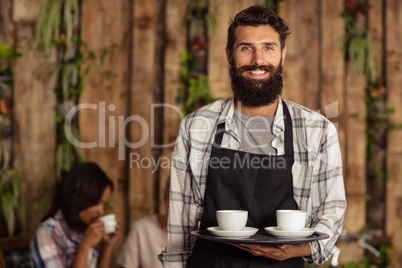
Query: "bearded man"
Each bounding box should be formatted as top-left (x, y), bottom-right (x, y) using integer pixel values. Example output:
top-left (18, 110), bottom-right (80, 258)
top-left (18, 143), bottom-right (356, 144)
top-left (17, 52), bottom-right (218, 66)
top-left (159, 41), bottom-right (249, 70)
top-left (160, 5), bottom-right (346, 268)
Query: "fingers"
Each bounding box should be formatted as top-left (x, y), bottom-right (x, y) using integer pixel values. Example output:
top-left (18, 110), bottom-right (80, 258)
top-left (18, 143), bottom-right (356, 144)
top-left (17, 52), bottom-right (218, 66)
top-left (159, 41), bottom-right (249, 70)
top-left (230, 244), bottom-right (264, 257)
top-left (87, 221), bottom-right (105, 238)
top-left (227, 243), bottom-right (290, 260)
top-left (81, 221), bottom-right (105, 248)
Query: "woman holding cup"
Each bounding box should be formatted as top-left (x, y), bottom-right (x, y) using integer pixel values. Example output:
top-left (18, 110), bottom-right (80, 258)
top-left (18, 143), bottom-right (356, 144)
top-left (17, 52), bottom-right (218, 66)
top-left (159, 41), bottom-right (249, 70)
top-left (30, 162), bottom-right (119, 268)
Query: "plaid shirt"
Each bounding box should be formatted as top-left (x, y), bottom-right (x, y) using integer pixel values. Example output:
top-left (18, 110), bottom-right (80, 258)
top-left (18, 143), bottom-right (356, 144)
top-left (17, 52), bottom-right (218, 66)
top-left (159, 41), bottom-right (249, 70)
top-left (159, 97), bottom-right (346, 266)
top-left (30, 210), bottom-right (99, 268)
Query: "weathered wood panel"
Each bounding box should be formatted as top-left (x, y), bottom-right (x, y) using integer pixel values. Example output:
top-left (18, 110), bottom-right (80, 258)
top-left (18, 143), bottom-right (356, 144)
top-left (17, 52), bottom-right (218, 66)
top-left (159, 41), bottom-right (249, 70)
top-left (385, 0), bottom-right (402, 266)
top-left (12, 0), bottom-right (38, 23)
top-left (320, 0), bottom-right (355, 263)
top-left (0, 0), bottom-right (15, 44)
top-left (208, 0), bottom-right (254, 98)
top-left (385, 1), bottom-right (402, 154)
top-left (128, 0), bottom-right (157, 223)
top-left (386, 155), bottom-right (402, 266)
top-left (345, 67), bottom-right (366, 196)
top-left (280, 0), bottom-right (320, 111)
top-left (160, 0), bottom-right (191, 211)
top-left (79, 0), bottom-right (131, 259)
top-left (342, 63), bottom-right (366, 263)
top-left (320, 0), bottom-right (345, 147)
top-left (12, 25), bottom-right (56, 233)
top-left (368, 0), bottom-right (384, 77)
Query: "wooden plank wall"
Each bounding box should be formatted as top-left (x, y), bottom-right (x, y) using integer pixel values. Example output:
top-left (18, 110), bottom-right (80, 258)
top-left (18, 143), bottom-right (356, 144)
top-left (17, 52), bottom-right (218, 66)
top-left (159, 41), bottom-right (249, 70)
top-left (0, 0), bottom-right (14, 44)
top-left (385, 0), bottom-right (402, 266)
top-left (79, 0), bottom-right (132, 259)
top-left (8, 0), bottom-right (57, 233)
top-left (3, 0), bottom-right (402, 265)
top-left (280, 0), bottom-right (320, 111)
top-left (128, 0), bottom-right (157, 223)
top-left (160, 0), bottom-right (191, 211)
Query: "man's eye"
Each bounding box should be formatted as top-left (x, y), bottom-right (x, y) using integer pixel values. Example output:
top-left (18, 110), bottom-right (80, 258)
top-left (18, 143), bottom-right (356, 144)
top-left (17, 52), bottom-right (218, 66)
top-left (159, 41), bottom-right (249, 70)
top-left (241, 47), bottom-right (251, 50)
top-left (265, 47), bottom-right (273, 50)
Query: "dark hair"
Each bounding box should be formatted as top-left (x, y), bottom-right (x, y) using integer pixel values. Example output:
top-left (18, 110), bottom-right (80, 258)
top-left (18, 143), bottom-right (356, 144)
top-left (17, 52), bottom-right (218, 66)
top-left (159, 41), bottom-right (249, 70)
top-left (42, 162), bottom-right (114, 231)
top-left (227, 5), bottom-right (291, 56)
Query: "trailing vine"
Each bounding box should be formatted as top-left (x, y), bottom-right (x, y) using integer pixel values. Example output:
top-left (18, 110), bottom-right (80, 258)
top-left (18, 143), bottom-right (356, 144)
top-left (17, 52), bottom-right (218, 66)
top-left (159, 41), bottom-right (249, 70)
top-left (341, 0), bottom-right (376, 82)
top-left (0, 42), bottom-right (26, 237)
top-left (33, 0), bottom-right (118, 208)
top-left (35, 0), bottom-right (84, 185)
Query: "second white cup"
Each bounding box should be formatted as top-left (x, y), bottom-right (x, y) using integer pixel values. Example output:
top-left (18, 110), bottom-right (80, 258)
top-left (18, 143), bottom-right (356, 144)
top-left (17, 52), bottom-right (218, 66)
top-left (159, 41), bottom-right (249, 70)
top-left (216, 210), bottom-right (248, 231)
top-left (276, 210), bottom-right (306, 231)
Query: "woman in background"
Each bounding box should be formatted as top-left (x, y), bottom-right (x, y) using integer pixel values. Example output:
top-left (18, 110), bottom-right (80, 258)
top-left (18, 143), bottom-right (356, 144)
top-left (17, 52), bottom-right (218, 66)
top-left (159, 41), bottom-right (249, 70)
top-left (30, 162), bottom-right (119, 268)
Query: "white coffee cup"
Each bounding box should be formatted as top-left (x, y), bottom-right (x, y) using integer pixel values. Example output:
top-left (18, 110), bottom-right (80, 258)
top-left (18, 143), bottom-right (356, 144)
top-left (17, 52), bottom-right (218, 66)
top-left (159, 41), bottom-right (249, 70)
top-left (99, 214), bottom-right (117, 234)
top-left (216, 210), bottom-right (248, 231)
top-left (276, 210), bottom-right (306, 231)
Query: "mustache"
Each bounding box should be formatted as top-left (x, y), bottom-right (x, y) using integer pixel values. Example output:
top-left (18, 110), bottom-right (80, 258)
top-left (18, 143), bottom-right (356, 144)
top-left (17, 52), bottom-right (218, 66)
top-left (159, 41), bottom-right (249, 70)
top-left (234, 64), bottom-right (276, 76)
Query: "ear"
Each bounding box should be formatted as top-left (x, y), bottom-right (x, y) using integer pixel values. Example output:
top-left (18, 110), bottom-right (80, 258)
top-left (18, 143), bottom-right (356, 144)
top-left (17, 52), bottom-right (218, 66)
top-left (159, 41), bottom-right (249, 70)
top-left (225, 47), bottom-right (233, 64)
top-left (281, 45), bottom-right (287, 64)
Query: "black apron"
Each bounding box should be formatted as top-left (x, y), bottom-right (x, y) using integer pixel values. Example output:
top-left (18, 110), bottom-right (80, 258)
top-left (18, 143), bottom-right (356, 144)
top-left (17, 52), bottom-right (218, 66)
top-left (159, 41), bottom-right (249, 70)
top-left (188, 101), bottom-right (304, 267)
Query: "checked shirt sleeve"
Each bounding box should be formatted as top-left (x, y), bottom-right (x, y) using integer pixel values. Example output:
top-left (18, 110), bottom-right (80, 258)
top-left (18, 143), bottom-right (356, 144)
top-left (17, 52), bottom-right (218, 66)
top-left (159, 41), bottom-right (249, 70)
top-left (160, 118), bottom-right (200, 268)
top-left (307, 122), bottom-right (347, 264)
top-left (30, 226), bottom-right (65, 268)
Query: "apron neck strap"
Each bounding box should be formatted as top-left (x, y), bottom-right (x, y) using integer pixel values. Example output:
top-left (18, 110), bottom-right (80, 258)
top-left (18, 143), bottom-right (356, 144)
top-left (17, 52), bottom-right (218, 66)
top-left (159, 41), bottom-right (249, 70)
top-left (282, 100), bottom-right (294, 156)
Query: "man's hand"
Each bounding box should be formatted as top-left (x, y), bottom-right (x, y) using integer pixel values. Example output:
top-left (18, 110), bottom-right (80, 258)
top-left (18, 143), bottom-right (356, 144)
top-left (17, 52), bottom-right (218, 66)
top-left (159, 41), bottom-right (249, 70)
top-left (229, 243), bottom-right (311, 261)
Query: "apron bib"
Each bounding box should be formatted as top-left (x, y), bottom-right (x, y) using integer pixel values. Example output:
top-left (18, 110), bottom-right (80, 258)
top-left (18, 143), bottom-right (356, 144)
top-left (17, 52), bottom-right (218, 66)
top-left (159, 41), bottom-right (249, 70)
top-left (188, 101), bottom-right (304, 268)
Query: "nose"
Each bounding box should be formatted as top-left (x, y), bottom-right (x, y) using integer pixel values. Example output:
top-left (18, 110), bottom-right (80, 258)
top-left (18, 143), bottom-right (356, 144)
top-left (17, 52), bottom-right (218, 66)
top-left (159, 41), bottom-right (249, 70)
top-left (251, 49), bottom-right (264, 65)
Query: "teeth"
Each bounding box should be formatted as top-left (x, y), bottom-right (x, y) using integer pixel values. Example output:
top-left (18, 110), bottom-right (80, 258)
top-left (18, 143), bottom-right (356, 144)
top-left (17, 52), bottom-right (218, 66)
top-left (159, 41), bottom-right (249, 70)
top-left (250, 70), bottom-right (266, 75)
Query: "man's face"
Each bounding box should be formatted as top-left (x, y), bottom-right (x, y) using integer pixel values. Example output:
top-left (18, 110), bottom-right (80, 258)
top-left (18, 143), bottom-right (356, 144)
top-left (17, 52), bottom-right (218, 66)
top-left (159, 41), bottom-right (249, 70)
top-left (226, 25), bottom-right (287, 107)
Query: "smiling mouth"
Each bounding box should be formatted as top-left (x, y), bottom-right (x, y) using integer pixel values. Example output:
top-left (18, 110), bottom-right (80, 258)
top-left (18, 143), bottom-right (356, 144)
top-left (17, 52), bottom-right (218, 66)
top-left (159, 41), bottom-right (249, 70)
top-left (248, 70), bottom-right (267, 75)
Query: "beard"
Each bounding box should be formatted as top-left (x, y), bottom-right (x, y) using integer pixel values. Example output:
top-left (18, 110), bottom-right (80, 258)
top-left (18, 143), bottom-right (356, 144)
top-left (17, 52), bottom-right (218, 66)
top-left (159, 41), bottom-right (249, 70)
top-left (229, 61), bottom-right (284, 107)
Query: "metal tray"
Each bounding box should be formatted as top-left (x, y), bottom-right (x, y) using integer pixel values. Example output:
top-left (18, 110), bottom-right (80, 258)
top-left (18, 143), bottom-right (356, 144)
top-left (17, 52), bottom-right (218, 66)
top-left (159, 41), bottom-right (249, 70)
top-left (191, 229), bottom-right (329, 245)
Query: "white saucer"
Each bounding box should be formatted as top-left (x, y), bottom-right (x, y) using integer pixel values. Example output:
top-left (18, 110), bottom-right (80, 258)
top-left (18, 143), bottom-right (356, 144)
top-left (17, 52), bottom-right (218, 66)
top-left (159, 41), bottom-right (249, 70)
top-left (207, 227), bottom-right (258, 238)
top-left (264, 227), bottom-right (315, 238)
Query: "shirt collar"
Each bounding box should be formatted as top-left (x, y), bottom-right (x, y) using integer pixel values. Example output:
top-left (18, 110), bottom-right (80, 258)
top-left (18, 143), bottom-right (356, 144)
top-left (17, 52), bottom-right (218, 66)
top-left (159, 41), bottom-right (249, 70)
top-left (217, 96), bottom-right (287, 146)
top-left (219, 96), bottom-right (285, 130)
top-left (216, 96), bottom-right (239, 140)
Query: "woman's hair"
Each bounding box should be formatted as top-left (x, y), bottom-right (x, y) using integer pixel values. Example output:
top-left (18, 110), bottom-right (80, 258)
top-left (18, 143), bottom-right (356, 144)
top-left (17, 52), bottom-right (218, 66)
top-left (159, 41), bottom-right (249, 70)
top-left (227, 5), bottom-right (291, 56)
top-left (42, 162), bottom-right (114, 231)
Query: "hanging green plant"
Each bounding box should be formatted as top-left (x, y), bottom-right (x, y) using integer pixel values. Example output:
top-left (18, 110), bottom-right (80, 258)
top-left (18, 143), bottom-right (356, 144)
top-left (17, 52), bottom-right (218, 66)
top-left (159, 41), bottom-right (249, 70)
top-left (0, 169), bottom-right (27, 236)
top-left (178, 0), bottom-right (217, 115)
top-left (341, 0), bottom-right (376, 82)
top-left (34, 0), bottom-right (85, 201)
top-left (177, 53), bottom-right (215, 115)
top-left (35, 0), bottom-right (79, 57)
top-left (182, 0), bottom-right (217, 40)
top-left (0, 42), bottom-right (26, 237)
